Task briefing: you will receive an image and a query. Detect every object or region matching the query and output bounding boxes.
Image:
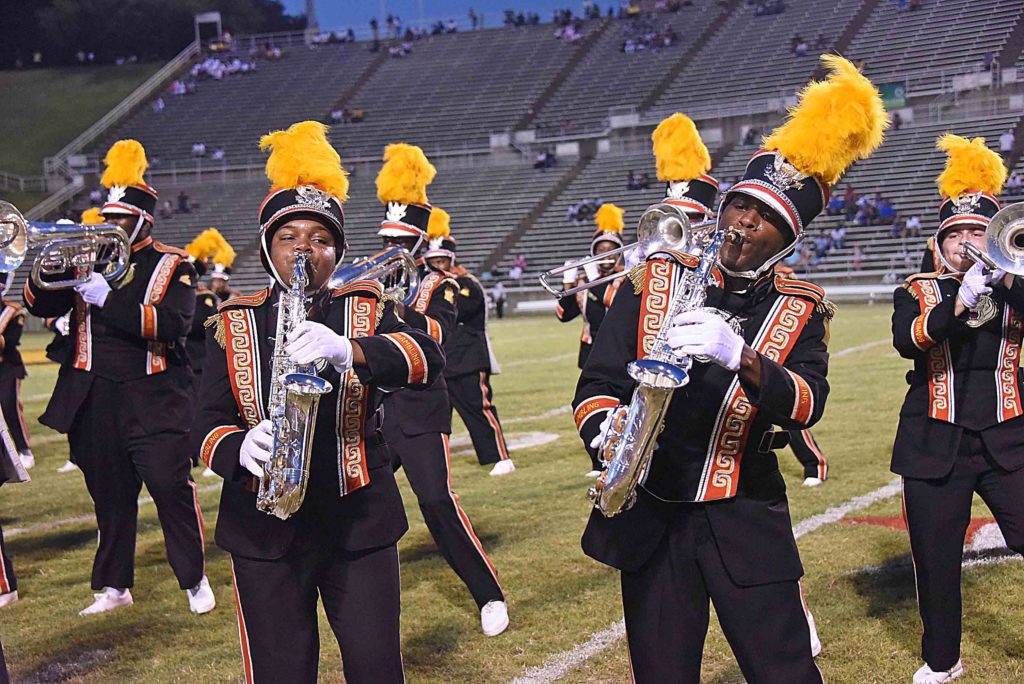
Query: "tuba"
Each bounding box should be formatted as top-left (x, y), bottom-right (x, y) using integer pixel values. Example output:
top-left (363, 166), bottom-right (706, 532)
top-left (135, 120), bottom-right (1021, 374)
top-left (0, 200), bottom-right (130, 290)
top-left (587, 210), bottom-right (731, 517)
top-left (257, 251), bottom-right (333, 519)
top-left (329, 246), bottom-right (420, 304)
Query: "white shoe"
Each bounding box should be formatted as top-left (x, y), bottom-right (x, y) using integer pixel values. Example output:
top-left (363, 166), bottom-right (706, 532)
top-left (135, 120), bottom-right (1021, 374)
top-left (187, 575), bottom-right (216, 614)
top-left (913, 660), bottom-right (964, 684)
top-left (489, 460), bottom-right (515, 476)
top-left (481, 599), bottom-right (509, 636)
top-left (0, 590), bottom-right (18, 609)
top-left (56, 460), bottom-right (79, 473)
top-left (807, 610), bottom-right (822, 658)
top-left (202, 467), bottom-right (216, 478)
top-left (79, 587), bottom-right (133, 616)
top-left (584, 470), bottom-right (602, 478)
top-left (803, 476), bottom-right (824, 487)
top-left (19, 450), bottom-right (34, 469)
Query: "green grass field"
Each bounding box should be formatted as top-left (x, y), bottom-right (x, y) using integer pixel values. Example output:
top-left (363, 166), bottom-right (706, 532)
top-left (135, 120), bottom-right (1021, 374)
top-left (2, 305), bottom-right (1023, 683)
top-left (0, 64), bottom-right (160, 177)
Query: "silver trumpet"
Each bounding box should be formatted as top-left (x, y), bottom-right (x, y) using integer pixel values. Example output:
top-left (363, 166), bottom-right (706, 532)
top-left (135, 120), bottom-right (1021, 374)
top-left (539, 202), bottom-right (715, 297)
top-left (0, 200), bottom-right (130, 290)
top-left (329, 246), bottom-right (420, 305)
top-left (258, 251), bottom-right (332, 520)
top-left (588, 223), bottom-right (737, 517)
top-left (959, 203), bottom-right (1024, 275)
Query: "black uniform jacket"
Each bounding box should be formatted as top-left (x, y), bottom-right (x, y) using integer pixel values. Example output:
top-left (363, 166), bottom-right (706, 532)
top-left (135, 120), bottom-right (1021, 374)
top-left (384, 266), bottom-right (459, 436)
top-left (187, 287), bottom-right (220, 376)
top-left (557, 277), bottom-right (623, 347)
top-left (193, 280), bottom-right (444, 560)
top-left (892, 272), bottom-right (1024, 478)
top-left (444, 272), bottom-right (491, 377)
top-left (0, 300), bottom-right (27, 382)
top-left (24, 237), bottom-right (197, 434)
top-left (43, 316), bottom-right (71, 365)
top-left (574, 266), bottom-right (831, 585)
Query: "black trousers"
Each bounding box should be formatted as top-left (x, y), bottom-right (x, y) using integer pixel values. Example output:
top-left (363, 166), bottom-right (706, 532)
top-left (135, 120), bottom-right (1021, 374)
top-left (621, 506), bottom-right (822, 684)
top-left (0, 522), bottom-right (13, 594)
top-left (386, 426), bottom-right (504, 608)
top-left (68, 377), bottom-right (206, 591)
top-left (903, 429), bottom-right (1024, 671)
top-left (0, 377), bottom-right (30, 453)
top-left (230, 542), bottom-right (403, 684)
top-left (447, 371), bottom-right (511, 466)
top-left (790, 429), bottom-right (828, 480)
top-left (0, 637), bottom-right (8, 684)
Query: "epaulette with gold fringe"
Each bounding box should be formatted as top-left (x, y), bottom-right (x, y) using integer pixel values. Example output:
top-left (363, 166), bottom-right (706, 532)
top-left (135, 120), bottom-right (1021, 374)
top-left (153, 241), bottom-right (190, 258)
top-left (774, 274), bottom-right (836, 319)
top-left (205, 314), bottom-right (226, 349)
top-left (628, 263), bottom-right (647, 295)
top-left (218, 288), bottom-right (271, 311)
top-left (331, 279), bottom-right (385, 300)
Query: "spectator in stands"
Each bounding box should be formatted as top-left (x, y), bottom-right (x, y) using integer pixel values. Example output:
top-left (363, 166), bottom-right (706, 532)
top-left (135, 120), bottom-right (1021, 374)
top-left (534, 150), bottom-right (549, 171)
top-left (982, 53), bottom-right (995, 72)
top-left (639, 172), bottom-right (650, 189)
top-left (878, 198), bottom-right (896, 223)
top-left (891, 111), bottom-right (903, 130)
top-left (826, 195), bottom-right (844, 216)
top-left (191, 142), bottom-right (206, 159)
top-left (176, 191), bottom-right (191, 214)
top-left (211, 147), bottom-right (225, 161)
top-left (152, 97), bottom-right (164, 113)
top-left (351, 109), bottom-right (365, 123)
top-left (627, 170), bottom-right (640, 190)
top-left (905, 214), bottom-right (922, 238)
top-left (891, 216), bottom-right (905, 239)
top-left (160, 200), bottom-right (173, 220)
top-left (830, 225), bottom-right (846, 250)
top-left (330, 109), bottom-right (343, 124)
top-left (813, 33), bottom-right (827, 50)
top-left (1007, 172), bottom-right (1023, 196)
top-left (909, 0), bottom-right (921, 10)
top-left (491, 281), bottom-right (507, 318)
top-left (896, 0), bottom-right (908, 11)
top-left (742, 127), bottom-right (760, 145)
top-left (89, 188), bottom-right (103, 205)
top-left (1000, 128), bottom-right (1015, 155)
top-left (853, 245), bottom-right (864, 271)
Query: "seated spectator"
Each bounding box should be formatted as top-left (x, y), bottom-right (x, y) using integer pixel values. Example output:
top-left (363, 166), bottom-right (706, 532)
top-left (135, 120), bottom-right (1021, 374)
top-left (534, 150), bottom-right (549, 170)
top-left (160, 200), bottom-right (174, 219)
top-left (191, 142), bottom-right (206, 158)
top-left (351, 109), bottom-right (365, 122)
top-left (830, 225), bottom-right (846, 250)
top-left (905, 214), bottom-right (922, 238)
top-left (1006, 172), bottom-right (1023, 196)
top-left (330, 109), bottom-right (343, 124)
top-left (813, 33), bottom-right (827, 49)
top-left (88, 188), bottom-right (103, 204)
top-left (639, 172), bottom-right (650, 190)
top-left (794, 40), bottom-right (808, 57)
top-left (152, 97), bottom-right (165, 113)
top-left (852, 245), bottom-right (864, 271)
top-left (826, 196), bottom-right (844, 216)
top-left (177, 190), bottom-right (191, 213)
top-left (878, 199), bottom-right (896, 223)
top-left (627, 170), bottom-right (639, 190)
top-left (742, 127), bottom-right (760, 145)
top-left (891, 216), bottom-right (905, 239)
top-left (211, 147), bottom-right (225, 161)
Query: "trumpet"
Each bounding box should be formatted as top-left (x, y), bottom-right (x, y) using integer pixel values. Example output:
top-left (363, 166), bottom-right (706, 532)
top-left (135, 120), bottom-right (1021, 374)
top-left (0, 200), bottom-right (130, 290)
top-left (329, 246), bottom-right (420, 305)
top-left (540, 202), bottom-right (715, 297)
top-left (959, 203), bottom-right (1024, 275)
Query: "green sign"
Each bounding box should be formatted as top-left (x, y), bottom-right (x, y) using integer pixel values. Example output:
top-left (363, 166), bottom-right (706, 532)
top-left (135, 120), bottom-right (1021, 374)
top-left (879, 82), bottom-right (907, 110)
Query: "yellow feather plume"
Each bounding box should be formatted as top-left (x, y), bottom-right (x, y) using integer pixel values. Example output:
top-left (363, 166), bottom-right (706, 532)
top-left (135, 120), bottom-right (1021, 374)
top-left (100, 139), bottom-right (148, 189)
top-left (427, 207), bottom-right (451, 240)
top-left (186, 228), bottom-right (236, 267)
top-left (762, 54), bottom-right (888, 185)
top-left (80, 207), bottom-right (104, 225)
top-left (595, 203), bottom-right (625, 234)
top-left (376, 143), bottom-right (436, 205)
top-left (651, 113), bottom-right (711, 182)
top-left (259, 121), bottom-right (349, 201)
top-left (935, 134), bottom-right (1006, 199)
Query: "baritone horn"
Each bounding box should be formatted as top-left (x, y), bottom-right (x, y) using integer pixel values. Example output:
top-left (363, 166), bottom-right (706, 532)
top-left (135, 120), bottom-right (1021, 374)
top-left (329, 246), bottom-right (420, 304)
top-left (0, 200), bottom-right (130, 290)
top-left (960, 203), bottom-right (1024, 275)
top-left (539, 202), bottom-right (715, 297)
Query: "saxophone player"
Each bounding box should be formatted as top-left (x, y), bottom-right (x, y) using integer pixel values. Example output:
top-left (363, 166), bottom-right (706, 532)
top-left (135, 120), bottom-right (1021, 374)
top-left (893, 135), bottom-right (1024, 684)
top-left (24, 140), bottom-right (212, 617)
top-left (193, 122), bottom-right (443, 684)
top-left (373, 144), bottom-right (509, 636)
top-left (574, 57), bottom-right (886, 682)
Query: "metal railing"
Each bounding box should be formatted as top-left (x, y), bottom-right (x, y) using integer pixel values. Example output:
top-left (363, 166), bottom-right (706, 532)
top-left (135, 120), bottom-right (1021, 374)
top-left (0, 172), bottom-right (46, 193)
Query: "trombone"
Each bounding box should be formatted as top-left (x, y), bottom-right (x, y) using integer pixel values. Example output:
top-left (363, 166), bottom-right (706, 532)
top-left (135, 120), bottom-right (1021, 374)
top-left (959, 203), bottom-right (1024, 275)
top-left (0, 200), bottom-right (131, 290)
top-left (539, 202), bottom-right (715, 297)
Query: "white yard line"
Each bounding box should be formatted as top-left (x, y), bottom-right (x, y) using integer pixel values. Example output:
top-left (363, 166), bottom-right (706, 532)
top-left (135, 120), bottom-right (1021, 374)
top-left (5, 483), bottom-right (222, 539)
top-left (503, 353), bottom-right (577, 368)
top-left (831, 338), bottom-right (889, 358)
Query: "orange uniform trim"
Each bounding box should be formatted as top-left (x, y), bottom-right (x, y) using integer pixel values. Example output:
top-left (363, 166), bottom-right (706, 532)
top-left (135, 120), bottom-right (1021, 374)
top-left (383, 332), bottom-right (428, 385)
top-left (574, 395), bottom-right (620, 432)
top-left (200, 425), bottom-right (243, 468)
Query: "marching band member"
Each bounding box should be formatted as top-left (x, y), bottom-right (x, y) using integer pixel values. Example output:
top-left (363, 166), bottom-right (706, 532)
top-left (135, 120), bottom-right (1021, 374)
top-left (0, 393), bottom-right (30, 610)
top-left (184, 228), bottom-right (235, 389)
top-left (375, 144), bottom-right (509, 636)
top-left (892, 134), bottom-right (1024, 684)
top-left (24, 140), bottom-right (213, 616)
top-left (556, 203), bottom-right (626, 370)
top-left (210, 263), bottom-right (241, 301)
top-left (574, 57), bottom-right (885, 682)
top-left (423, 208), bottom-right (514, 476)
top-left (0, 272), bottom-right (32, 471)
top-left (194, 122), bottom-right (443, 683)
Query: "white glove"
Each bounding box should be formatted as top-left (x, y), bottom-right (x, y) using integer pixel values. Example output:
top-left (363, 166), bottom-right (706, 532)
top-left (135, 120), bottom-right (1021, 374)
top-left (239, 419), bottom-right (273, 478)
top-left (957, 262), bottom-right (992, 309)
top-left (624, 245), bottom-right (644, 270)
top-left (666, 309), bottom-right (746, 372)
top-left (589, 409), bottom-right (617, 450)
top-left (73, 272), bottom-right (111, 308)
top-left (986, 267), bottom-right (1008, 287)
top-left (562, 260), bottom-right (579, 285)
top-left (583, 260), bottom-right (600, 282)
top-left (55, 313), bottom-right (71, 336)
top-left (285, 320), bottom-right (353, 373)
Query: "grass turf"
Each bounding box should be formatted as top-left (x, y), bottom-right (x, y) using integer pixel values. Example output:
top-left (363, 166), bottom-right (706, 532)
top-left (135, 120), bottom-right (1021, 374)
top-left (2, 304), bottom-right (1023, 683)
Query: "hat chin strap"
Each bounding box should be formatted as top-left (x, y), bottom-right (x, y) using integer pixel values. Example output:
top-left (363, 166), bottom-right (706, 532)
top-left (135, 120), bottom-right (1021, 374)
top-left (718, 239), bottom-right (798, 282)
top-left (128, 214), bottom-right (147, 244)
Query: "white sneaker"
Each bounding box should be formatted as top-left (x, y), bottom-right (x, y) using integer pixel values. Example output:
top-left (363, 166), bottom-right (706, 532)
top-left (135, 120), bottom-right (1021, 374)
top-left (202, 467), bottom-right (216, 478)
top-left (584, 470), bottom-right (602, 478)
top-left (79, 587), bottom-right (133, 616)
top-left (481, 599), bottom-right (509, 637)
top-left (803, 476), bottom-right (824, 487)
top-left (187, 575), bottom-right (216, 614)
top-left (19, 450), bottom-right (34, 469)
top-left (56, 460), bottom-right (79, 473)
top-left (807, 610), bottom-right (822, 658)
top-left (0, 590), bottom-right (18, 609)
top-left (489, 460), bottom-right (516, 476)
top-left (913, 660), bottom-right (964, 683)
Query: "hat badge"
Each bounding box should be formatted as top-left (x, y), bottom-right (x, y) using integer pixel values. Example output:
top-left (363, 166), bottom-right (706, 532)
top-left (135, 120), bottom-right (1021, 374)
top-left (667, 180), bottom-right (691, 200)
top-left (295, 185), bottom-right (332, 212)
top-left (952, 191), bottom-right (983, 215)
top-left (428, 238), bottom-right (442, 250)
top-left (386, 202), bottom-right (408, 222)
top-left (107, 185), bottom-right (127, 204)
top-left (764, 152), bottom-right (807, 192)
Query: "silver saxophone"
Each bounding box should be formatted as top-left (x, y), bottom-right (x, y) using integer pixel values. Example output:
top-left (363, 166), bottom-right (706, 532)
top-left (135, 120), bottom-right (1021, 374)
top-left (588, 222), bottom-right (737, 517)
top-left (257, 251), bottom-right (333, 520)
